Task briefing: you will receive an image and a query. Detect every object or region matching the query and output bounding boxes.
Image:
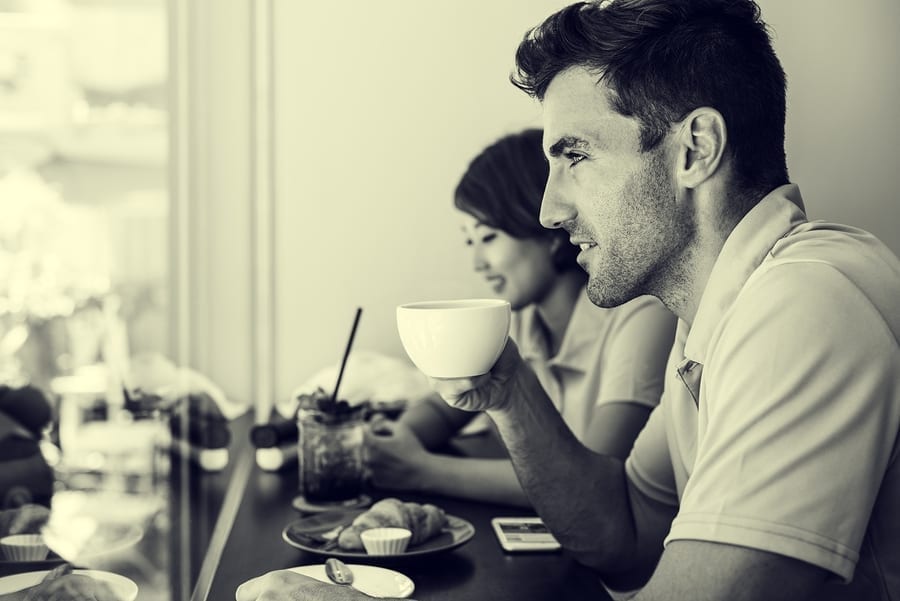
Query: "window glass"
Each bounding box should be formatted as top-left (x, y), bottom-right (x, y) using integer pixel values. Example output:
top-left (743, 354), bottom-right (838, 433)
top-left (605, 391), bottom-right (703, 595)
top-left (0, 0), bottom-right (168, 391)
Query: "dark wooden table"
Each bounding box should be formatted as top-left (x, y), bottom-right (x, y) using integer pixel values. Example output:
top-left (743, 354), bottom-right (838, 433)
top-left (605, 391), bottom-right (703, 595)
top-left (201, 436), bottom-right (613, 601)
top-left (1, 415), bottom-right (616, 600)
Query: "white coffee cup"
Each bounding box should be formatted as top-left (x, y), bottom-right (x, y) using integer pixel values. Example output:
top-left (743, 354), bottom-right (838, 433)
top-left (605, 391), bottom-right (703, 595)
top-left (396, 299), bottom-right (511, 378)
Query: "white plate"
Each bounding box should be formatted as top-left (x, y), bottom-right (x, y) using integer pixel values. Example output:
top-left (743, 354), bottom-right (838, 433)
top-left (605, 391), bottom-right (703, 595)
top-left (290, 564), bottom-right (414, 598)
top-left (0, 569), bottom-right (138, 600)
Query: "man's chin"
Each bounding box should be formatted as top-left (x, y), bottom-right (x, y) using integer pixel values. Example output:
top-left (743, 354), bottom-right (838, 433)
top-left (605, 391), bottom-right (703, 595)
top-left (586, 280), bottom-right (635, 309)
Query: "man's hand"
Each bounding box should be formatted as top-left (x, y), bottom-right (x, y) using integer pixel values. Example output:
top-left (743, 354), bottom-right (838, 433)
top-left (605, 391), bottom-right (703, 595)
top-left (236, 569), bottom-right (401, 600)
top-left (428, 339), bottom-right (524, 413)
top-left (364, 419), bottom-right (432, 491)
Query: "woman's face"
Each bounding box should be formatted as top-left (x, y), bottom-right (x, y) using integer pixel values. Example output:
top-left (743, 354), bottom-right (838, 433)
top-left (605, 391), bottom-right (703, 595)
top-left (458, 210), bottom-right (558, 310)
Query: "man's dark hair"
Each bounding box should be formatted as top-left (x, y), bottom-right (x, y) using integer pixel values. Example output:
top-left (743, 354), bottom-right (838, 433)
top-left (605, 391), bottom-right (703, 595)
top-left (512, 0), bottom-right (789, 212)
top-left (455, 129), bottom-right (582, 273)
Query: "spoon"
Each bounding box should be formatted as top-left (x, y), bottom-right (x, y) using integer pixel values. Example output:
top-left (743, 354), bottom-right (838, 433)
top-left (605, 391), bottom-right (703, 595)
top-left (324, 557), bottom-right (354, 586)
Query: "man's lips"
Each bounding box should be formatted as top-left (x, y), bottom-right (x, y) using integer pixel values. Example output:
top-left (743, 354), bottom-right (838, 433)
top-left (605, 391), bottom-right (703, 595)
top-left (570, 238), bottom-right (597, 251)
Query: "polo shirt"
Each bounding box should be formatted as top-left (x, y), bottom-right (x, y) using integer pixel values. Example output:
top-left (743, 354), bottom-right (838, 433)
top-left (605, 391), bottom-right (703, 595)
top-left (513, 289), bottom-right (674, 445)
top-left (625, 184), bottom-right (900, 598)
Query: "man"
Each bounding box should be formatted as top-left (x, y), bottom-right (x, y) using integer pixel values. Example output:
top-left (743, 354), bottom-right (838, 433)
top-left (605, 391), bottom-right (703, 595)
top-left (237, 1), bottom-right (900, 599)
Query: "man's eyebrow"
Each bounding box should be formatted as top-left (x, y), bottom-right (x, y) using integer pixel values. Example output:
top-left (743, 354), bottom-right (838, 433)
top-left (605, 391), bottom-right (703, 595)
top-left (547, 136), bottom-right (589, 158)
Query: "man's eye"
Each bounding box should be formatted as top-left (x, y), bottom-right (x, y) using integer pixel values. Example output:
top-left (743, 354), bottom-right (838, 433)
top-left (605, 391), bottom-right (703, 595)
top-left (565, 152), bottom-right (585, 166)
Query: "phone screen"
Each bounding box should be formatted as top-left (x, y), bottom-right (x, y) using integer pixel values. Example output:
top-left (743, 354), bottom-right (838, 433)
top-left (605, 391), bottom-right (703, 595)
top-left (498, 522), bottom-right (555, 541)
top-left (492, 517), bottom-right (561, 551)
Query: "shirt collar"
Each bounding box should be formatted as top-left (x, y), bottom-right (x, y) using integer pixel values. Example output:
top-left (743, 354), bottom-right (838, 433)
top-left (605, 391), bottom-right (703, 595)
top-left (684, 184), bottom-right (808, 364)
top-left (518, 287), bottom-right (599, 373)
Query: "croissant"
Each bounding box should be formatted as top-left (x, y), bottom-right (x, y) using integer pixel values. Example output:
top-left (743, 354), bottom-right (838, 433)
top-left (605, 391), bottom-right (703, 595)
top-left (337, 498), bottom-right (447, 550)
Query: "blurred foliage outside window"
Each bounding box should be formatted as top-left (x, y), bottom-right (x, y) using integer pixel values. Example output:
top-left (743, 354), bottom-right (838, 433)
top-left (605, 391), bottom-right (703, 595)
top-left (0, 0), bottom-right (168, 394)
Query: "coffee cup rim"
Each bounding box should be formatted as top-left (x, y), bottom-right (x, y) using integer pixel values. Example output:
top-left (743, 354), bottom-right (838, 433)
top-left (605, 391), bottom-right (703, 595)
top-left (398, 299), bottom-right (509, 311)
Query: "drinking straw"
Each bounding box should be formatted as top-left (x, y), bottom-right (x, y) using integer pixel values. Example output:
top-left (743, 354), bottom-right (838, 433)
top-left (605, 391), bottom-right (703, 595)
top-left (331, 307), bottom-right (363, 402)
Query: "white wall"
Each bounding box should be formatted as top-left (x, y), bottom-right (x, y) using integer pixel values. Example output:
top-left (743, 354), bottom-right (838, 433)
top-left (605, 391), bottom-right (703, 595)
top-left (265, 1), bottom-right (900, 405)
top-left (760, 0), bottom-right (900, 252)
top-left (270, 0), bottom-right (570, 402)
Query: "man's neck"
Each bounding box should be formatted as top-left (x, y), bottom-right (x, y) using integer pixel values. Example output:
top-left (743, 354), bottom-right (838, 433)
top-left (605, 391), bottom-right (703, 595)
top-left (657, 190), bottom-right (741, 326)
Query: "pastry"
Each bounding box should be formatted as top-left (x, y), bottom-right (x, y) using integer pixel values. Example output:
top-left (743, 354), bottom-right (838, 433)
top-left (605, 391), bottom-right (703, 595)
top-left (337, 498), bottom-right (446, 550)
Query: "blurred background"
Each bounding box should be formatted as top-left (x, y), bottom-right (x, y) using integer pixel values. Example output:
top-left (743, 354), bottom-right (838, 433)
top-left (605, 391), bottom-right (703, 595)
top-left (1, 0), bottom-right (898, 420)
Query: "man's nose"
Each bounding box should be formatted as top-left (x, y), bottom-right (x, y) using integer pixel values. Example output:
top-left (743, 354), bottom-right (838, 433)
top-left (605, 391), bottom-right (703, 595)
top-left (540, 171), bottom-right (575, 229)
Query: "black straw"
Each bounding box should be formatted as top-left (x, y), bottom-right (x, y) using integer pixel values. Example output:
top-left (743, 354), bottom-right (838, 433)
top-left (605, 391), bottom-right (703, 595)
top-left (332, 307), bottom-right (363, 402)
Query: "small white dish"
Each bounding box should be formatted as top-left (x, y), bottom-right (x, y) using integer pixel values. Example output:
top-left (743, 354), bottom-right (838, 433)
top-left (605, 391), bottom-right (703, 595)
top-left (289, 563), bottom-right (414, 598)
top-left (0, 534), bottom-right (49, 561)
top-left (360, 528), bottom-right (412, 555)
top-left (0, 569), bottom-right (138, 600)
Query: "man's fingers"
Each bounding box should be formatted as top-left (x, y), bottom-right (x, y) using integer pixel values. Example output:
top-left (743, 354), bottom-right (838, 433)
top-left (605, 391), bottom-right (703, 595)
top-left (428, 376), bottom-right (478, 399)
top-left (427, 339), bottom-right (523, 410)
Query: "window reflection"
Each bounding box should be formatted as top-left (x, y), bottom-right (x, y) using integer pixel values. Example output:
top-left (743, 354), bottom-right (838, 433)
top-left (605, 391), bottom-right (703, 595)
top-left (0, 0), bottom-right (168, 393)
top-left (0, 1), bottom-right (177, 598)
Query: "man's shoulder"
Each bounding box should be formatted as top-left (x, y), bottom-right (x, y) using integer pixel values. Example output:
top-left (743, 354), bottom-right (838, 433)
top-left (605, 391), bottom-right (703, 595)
top-left (753, 220), bottom-right (900, 332)
top-left (770, 219), bottom-right (900, 273)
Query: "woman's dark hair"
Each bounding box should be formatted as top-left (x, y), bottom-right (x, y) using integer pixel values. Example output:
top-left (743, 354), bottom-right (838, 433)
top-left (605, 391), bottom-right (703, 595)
top-left (512, 0), bottom-right (789, 216)
top-left (454, 129), bottom-right (581, 273)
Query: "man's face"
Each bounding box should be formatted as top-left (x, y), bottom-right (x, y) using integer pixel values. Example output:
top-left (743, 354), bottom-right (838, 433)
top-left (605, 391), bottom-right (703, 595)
top-left (540, 66), bottom-right (689, 308)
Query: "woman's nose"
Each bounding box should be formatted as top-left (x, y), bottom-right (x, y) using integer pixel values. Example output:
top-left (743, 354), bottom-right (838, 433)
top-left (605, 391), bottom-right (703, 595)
top-left (471, 246), bottom-right (489, 272)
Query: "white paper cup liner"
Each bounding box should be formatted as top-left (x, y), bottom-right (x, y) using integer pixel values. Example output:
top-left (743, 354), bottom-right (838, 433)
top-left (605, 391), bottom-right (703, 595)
top-left (360, 528), bottom-right (412, 555)
top-left (0, 534), bottom-right (50, 561)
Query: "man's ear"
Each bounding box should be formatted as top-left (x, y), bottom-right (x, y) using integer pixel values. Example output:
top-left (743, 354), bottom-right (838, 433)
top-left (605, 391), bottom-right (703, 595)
top-left (674, 108), bottom-right (726, 189)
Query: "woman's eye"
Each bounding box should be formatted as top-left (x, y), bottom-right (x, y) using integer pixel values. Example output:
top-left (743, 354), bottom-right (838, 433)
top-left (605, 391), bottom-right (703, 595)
top-left (481, 233), bottom-right (497, 244)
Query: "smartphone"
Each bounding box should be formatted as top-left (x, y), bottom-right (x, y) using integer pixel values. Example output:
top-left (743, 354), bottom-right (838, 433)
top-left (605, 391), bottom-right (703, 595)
top-left (491, 517), bottom-right (561, 552)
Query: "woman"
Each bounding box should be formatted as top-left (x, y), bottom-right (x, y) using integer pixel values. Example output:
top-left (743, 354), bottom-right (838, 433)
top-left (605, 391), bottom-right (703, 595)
top-left (366, 129), bottom-right (676, 506)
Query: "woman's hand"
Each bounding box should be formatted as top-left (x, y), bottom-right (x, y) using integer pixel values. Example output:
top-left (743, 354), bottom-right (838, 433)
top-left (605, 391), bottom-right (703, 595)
top-left (427, 339), bottom-right (525, 413)
top-left (364, 420), bottom-right (433, 491)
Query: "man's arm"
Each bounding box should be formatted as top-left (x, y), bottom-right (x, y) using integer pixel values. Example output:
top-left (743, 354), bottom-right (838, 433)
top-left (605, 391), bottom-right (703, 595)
top-left (485, 365), bottom-right (674, 582)
top-left (432, 341), bottom-right (675, 581)
top-left (488, 378), bottom-right (830, 600)
top-left (635, 541), bottom-right (827, 601)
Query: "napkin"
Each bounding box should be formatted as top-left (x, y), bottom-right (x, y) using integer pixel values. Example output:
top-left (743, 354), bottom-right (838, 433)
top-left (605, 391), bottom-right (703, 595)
top-left (275, 350), bottom-right (432, 420)
top-left (127, 352), bottom-right (246, 420)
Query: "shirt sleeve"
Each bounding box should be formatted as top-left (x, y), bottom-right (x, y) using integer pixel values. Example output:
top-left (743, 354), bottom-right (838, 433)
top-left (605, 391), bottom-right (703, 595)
top-left (596, 296), bottom-right (677, 409)
top-left (667, 262), bottom-right (900, 582)
top-left (625, 400), bottom-right (680, 508)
